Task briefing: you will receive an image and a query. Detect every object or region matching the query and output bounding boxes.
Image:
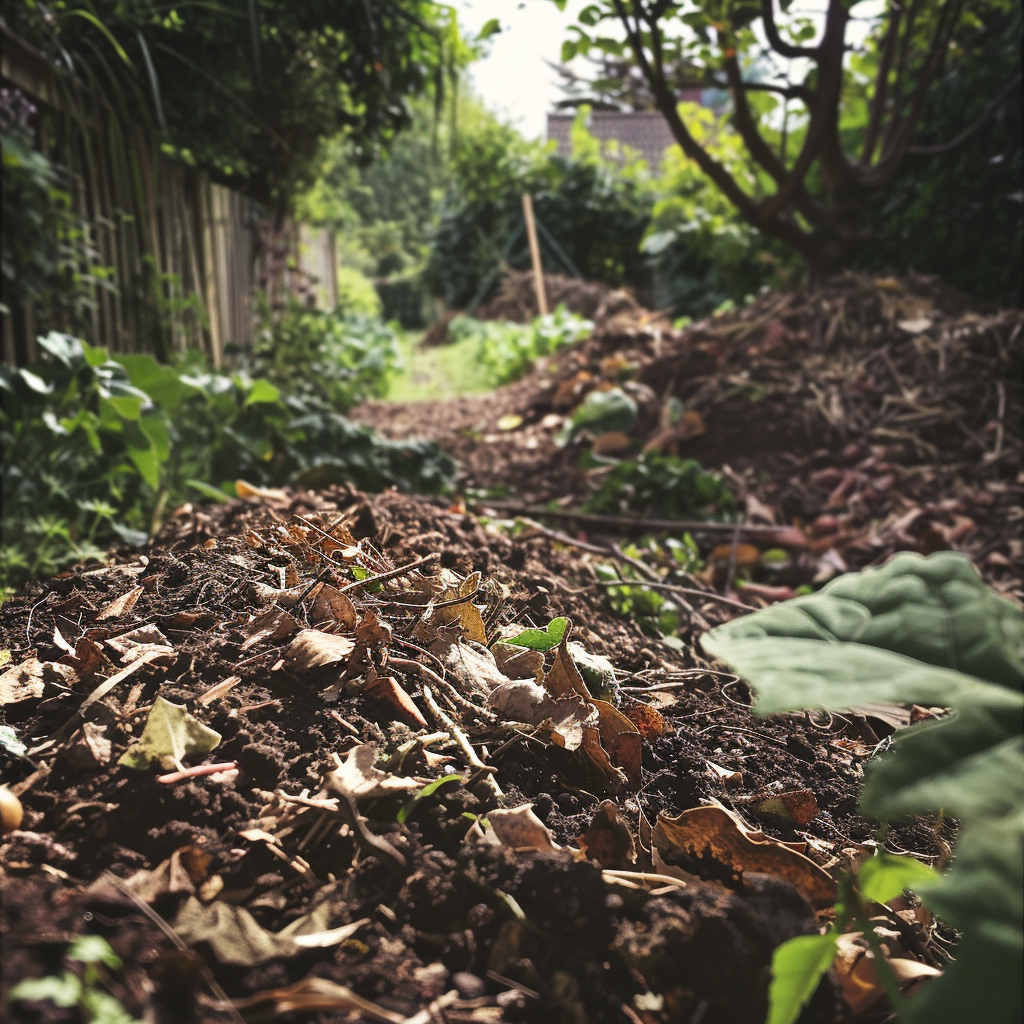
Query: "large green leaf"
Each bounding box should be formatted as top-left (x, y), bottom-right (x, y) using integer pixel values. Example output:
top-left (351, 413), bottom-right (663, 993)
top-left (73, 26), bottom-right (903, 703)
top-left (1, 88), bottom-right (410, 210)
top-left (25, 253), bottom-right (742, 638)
top-left (707, 552), bottom-right (1024, 689)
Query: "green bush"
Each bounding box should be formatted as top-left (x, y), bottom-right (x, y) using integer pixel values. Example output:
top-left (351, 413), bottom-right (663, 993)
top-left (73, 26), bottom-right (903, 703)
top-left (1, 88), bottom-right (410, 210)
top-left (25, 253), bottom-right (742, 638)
top-left (0, 333), bottom-right (454, 594)
top-left (335, 266), bottom-right (382, 318)
top-left (704, 552), bottom-right (1024, 1024)
top-left (247, 298), bottom-right (402, 412)
top-left (448, 306), bottom-right (592, 386)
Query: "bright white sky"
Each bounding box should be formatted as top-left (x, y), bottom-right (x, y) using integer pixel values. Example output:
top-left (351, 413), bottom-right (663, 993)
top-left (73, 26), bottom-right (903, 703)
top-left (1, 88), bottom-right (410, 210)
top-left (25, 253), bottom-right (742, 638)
top-left (454, 0), bottom-right (884, 140)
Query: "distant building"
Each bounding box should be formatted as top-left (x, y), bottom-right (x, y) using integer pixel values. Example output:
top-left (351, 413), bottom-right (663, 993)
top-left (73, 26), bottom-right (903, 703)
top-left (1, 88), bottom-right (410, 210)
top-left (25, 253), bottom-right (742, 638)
top-left (546, 106), bottom-right (696, 169)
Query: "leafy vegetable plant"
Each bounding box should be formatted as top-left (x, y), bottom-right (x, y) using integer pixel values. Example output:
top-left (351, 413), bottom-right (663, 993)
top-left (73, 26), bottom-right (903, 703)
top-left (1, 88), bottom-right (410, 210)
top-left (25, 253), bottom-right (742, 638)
top-left (703, 552), bottom-right (1024, 1024)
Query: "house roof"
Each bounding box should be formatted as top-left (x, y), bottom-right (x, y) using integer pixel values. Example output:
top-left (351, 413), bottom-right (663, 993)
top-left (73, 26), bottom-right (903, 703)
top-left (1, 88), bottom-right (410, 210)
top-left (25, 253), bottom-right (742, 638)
top-left (546, 109), bottom-right (686, 168)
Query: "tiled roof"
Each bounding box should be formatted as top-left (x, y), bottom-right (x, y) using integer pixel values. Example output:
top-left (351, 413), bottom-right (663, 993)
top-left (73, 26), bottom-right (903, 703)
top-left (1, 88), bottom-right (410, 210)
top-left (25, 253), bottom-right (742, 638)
top-left (546, 109), bottom-right (687, 168)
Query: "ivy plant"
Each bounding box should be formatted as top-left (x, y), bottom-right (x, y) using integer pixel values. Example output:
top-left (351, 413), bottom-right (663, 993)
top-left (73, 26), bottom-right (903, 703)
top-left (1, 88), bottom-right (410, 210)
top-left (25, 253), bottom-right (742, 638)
top-left (703, 552), bottom-right (1024, 1024)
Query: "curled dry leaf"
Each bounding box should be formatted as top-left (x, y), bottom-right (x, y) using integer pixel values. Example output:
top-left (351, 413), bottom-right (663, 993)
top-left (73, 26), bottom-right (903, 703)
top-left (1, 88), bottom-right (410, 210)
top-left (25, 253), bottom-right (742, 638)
top-left (487, 680), bottom-right (596, 751)
top-left (0, 658), bottom-right (78, 706)
top-left (433, 571), bottom-right (487, 644)
top-left (105, 625), bottom-right (170, 655)
top-left (310, 585), bottom-right (358, 627)
top-left (441, 640), bottom-right (510, 699)
top-left (488, 805), bottom-right (564, 856)
top-left (491, 641), bottom-right (544, 682)
top-left (118, 697), bottom-right (222, 771)
top-left (285, 629), bottom-right (356, 672)
top-left (60, 722), bottom-right (112, 770)
top-left (833, 932), bottom-right (941, 1015)
top-left (653, 804), bottom-right (837, 908)
top-left (95, 586), bottom-right (145, 621)
top-left (754, 790), bottom-right (820, 825)
top-left (239, 608), bottom-right (300, 652)
top-left (325, 743), bottom-right (419, 801)
top-left (578, 800), bottom-right (637, 870)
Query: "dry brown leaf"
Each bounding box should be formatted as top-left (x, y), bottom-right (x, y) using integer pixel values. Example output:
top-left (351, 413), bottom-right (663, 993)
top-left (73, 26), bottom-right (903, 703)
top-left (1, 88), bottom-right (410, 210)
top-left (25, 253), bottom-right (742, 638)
top-left (754, 790), bottom-right (820, 825)
top-left (706, 760), bottom-right (744, 788)
top-left (544, 638), bottom-right (592, 700)
top-left (325, 743), bottom-right (419, 801)
top-left (235, 479), bottom-right (290, 503)
top-left (239, 609), bottom-right (300, 652)
top-left (105, 625), bottom-right (169, 654)
top-left (591, 431), bottom-right (633, 457)
top-left (309, 585), bottom-right (358, 627)
top-left (488, 805), bottom-right (564, 855)
top-left (122, 845), bottom-right (212, 903)
top-left (578, 800), bottom-right (636, 869)
top-left (709, 543), bottom-right (762, 567)
top-left (95, 586), bottom-right (144, 621)
top-left (60, 722), bottom-right (112, 770)
top-left (285, 629), bottom-right (355, 672)
top-left (488, 681), bottom-right (596, 751)
top-left (434, 572), bottom-right (487, 644)
top-left (52, 626), bottom-right (76, 656)
top-left (441, 640), bottom-right (511, 698)
top-left (653, 804), bottom-right (836, 908)
top-left (0, 658), bottom-right (47, 705)
top-left (230, 976), bottom-right (404, 1021)
top-left (620, 698), bottom-right (667, 739)
top-left (363, 673), bottom-right (428, 728)
top-left (833, 932), bottom-right (941, 1015)
top-left (582, 726), bottom-right (629, 790)
top-left (491, 641), bottom-right (544, 682)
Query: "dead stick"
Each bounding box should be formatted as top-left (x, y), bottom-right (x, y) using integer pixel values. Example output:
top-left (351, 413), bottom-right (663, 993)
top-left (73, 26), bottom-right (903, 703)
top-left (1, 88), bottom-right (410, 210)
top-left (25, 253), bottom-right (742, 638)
top-left (156, 762), bottom-right (239, 784)
top-left (522, 193), bottom-right (548, 316)
top-left (479, 502), bottom-right (793, 537)
top-left (420, 685), bottom-right (502, 797)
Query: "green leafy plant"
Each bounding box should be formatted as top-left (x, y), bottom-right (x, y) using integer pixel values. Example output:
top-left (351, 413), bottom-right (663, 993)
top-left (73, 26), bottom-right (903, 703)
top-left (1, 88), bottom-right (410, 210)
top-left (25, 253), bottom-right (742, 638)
top-left (247, 298), bottom-right (402, 412)
top-left (703, 552), bottom-right (1024, 1024)
top-left (584, 452), bottom-right (735, 519)
top-left (8, 934), bottom-right (142, 1024)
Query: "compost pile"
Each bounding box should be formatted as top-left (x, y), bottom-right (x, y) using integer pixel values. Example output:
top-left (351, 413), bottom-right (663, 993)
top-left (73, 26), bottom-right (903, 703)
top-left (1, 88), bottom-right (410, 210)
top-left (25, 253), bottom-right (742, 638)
top-left (1, 272), bottom-right (1020, 1024)
top-left (359, 271), bottom-right (1023, 600)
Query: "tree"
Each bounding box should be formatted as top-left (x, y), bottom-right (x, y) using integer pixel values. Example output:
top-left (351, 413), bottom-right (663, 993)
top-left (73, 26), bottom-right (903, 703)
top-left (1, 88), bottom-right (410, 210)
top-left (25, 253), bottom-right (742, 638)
top-left (3, 1), bottom-right (458, 211)
top-left (556, 0), bottom-right (1022, 276)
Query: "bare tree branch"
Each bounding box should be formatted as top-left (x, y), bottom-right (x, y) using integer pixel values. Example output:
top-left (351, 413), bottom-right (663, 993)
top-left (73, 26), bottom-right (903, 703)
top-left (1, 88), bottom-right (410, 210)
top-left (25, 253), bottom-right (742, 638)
top-left (908, 74), bottom-right (1021, 155)
top-left (761, 0), bottom-right (819, 59)
top-left (861, 3), bottom-right (902, 165)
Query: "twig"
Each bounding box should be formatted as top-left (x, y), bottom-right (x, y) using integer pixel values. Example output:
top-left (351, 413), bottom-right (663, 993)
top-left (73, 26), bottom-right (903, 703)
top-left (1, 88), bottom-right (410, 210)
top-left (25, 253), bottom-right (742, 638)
top-left (420, 685), bottom-right (502, 797)
top-left (100, 871), bottom-right (246, 1024)
top-left (156, 762), bottom-right (238, 784)
top-left (339, 553), bottom-right (440, 594)
top-left (390, 657), bottom-right (494, 721)
top-left (478, 501), bottom-right (787, 537)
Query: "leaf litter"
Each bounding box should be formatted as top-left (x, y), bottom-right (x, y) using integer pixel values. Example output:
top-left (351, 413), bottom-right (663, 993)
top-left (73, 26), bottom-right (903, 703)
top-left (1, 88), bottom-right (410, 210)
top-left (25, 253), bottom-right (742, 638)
top-left (1, 272), bottom-right (1021, 1024)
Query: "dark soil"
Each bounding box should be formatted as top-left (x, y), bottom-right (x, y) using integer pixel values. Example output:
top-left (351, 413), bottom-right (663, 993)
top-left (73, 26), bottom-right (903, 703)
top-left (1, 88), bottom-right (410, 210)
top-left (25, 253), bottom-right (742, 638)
top-left (2, 272), bottom-right (1020, 1024)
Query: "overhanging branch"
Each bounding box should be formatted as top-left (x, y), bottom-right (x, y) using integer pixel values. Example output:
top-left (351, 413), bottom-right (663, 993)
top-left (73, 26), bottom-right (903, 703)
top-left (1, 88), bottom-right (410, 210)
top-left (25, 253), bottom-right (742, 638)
top-left (908, 74), bottom-right (1021, 155)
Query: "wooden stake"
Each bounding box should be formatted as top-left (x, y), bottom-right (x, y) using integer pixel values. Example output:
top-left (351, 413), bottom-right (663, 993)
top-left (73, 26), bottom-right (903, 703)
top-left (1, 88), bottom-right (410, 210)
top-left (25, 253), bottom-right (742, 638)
top-left (521, 193), bottom-right (548, 316)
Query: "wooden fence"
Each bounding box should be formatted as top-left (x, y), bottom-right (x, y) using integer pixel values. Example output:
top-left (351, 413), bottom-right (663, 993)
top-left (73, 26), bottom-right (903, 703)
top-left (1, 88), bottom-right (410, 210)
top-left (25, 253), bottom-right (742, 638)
top-left (1, 26), bottom-right (336, 369)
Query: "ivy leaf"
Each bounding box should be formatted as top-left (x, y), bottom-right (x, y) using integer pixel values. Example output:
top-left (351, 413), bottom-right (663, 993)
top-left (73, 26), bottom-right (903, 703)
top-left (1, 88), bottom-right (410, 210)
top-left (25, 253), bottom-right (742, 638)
top-left (119, 697), bottom-right (222, 771)
top-left (505, 616), bottom-right (570, 652)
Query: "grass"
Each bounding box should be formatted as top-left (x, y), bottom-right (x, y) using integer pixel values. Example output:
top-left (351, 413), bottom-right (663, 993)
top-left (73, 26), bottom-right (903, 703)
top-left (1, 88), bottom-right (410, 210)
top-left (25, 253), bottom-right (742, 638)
top-left (383, 329), bottom-right (502, 403)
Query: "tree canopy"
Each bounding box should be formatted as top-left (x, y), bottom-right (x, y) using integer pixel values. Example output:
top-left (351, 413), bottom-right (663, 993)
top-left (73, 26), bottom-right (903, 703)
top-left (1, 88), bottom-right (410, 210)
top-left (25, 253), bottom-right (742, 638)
top-left (3, 0), bottom-right (465, 210)
top-left (555, 0), bottom-right (1022, 277)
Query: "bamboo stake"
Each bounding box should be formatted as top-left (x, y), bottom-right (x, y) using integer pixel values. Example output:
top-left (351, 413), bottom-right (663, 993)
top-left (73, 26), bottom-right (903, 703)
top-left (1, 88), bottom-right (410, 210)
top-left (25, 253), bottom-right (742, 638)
top-left (521, 193), bottom-right (548, 316)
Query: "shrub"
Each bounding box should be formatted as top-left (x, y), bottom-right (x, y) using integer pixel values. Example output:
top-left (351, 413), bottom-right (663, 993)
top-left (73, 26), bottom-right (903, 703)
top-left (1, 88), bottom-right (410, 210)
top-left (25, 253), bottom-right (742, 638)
top-left (247, 298), bottom-right (402, 412)
top-left (0, 333), bottom-right (454, 594)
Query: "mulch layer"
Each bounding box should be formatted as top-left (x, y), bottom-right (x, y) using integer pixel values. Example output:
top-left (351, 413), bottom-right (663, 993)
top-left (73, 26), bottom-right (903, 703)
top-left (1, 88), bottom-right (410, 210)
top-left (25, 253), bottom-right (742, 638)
top-left (1, 272), bottom-right (1021, 1024)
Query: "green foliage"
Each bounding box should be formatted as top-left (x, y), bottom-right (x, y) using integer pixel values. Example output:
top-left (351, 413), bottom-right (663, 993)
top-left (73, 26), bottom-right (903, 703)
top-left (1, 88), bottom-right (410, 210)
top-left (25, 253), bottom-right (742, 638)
top-left (426, 116), bottom-right (654, 309)
top-left (703, 552), bottom-right (1024, 1024)
top-left (9, 934), bottom-right (142, 1024)
top-left (765, 933), bottom-right (838, 1024)
top-left (0, 333), bottom-right (454, 592)
top-left (585, 452), bottom-right (735, 519)
top-left (448, 307), bottom-right (593, 387)
top-left (1, 100), bottom-right (114, 325)
top-left (335, 266), bottom-right (382, 318)
top-left (6, 1), bottom-right (461, 208)
top-left (595, 560), bottom-right (683, 637)
top-left (505, 616), bottom-right (571, 653)
top-left (563, 387), bottom-right (638, 441)
top-left (247, 299), bottom-right (402, 412)
top-left (855, 2), bottom-right (1022, 304)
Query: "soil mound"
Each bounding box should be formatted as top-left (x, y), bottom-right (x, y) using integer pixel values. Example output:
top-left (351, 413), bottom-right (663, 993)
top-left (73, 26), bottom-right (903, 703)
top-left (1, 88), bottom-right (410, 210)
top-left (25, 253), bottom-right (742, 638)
top-left (476, 268), bottom-right (644, 323)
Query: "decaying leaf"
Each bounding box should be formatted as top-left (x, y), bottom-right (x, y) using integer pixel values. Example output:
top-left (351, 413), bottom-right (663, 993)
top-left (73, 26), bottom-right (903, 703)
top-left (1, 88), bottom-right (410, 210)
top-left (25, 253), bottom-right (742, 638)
top-left (491, 641), bottom-right (544, 681)
top-left (239, 608), bottom-right (300, 652)
top-left (95, 586), bottom-right (145, 621)
top-left (578, 801), bottom-right (637, 869)
top-left (105, 625), bottom-right (170, 655)
top-left (833, 932), bottom-right (941, 1016)
top-left (229, 976), bottom-right (404, 1021)
top-left (363, 672), bottom-right (428, 728)
top-left (653, 804), bottom-right (836, 908)
top-left (0, 658), bottom-right (77, 706)
top-left (173, 896), bottom-right (368, 967)
top-left (325, 743), bottom-right (419, 801)
top-left (433, 572), bottom-right (487, 644)
top-left (754, 790), bottom-right (820, 825)
top-left (488, 805), bottom-right (564, 855)
top-left (119, 697), bottom-right (222, 771)
top-left (115, 845), bottom-right (213, 903)
top-left (310, 585), bottom-right (358, 627)
top-left (285, 629), bottom-right (356, 672)
top-left (61, 722), bottom-right (112, 770)
top-left (441, 640), bottom-right (511, 698)
top-left (488, 681), bottom-right (596, 750)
